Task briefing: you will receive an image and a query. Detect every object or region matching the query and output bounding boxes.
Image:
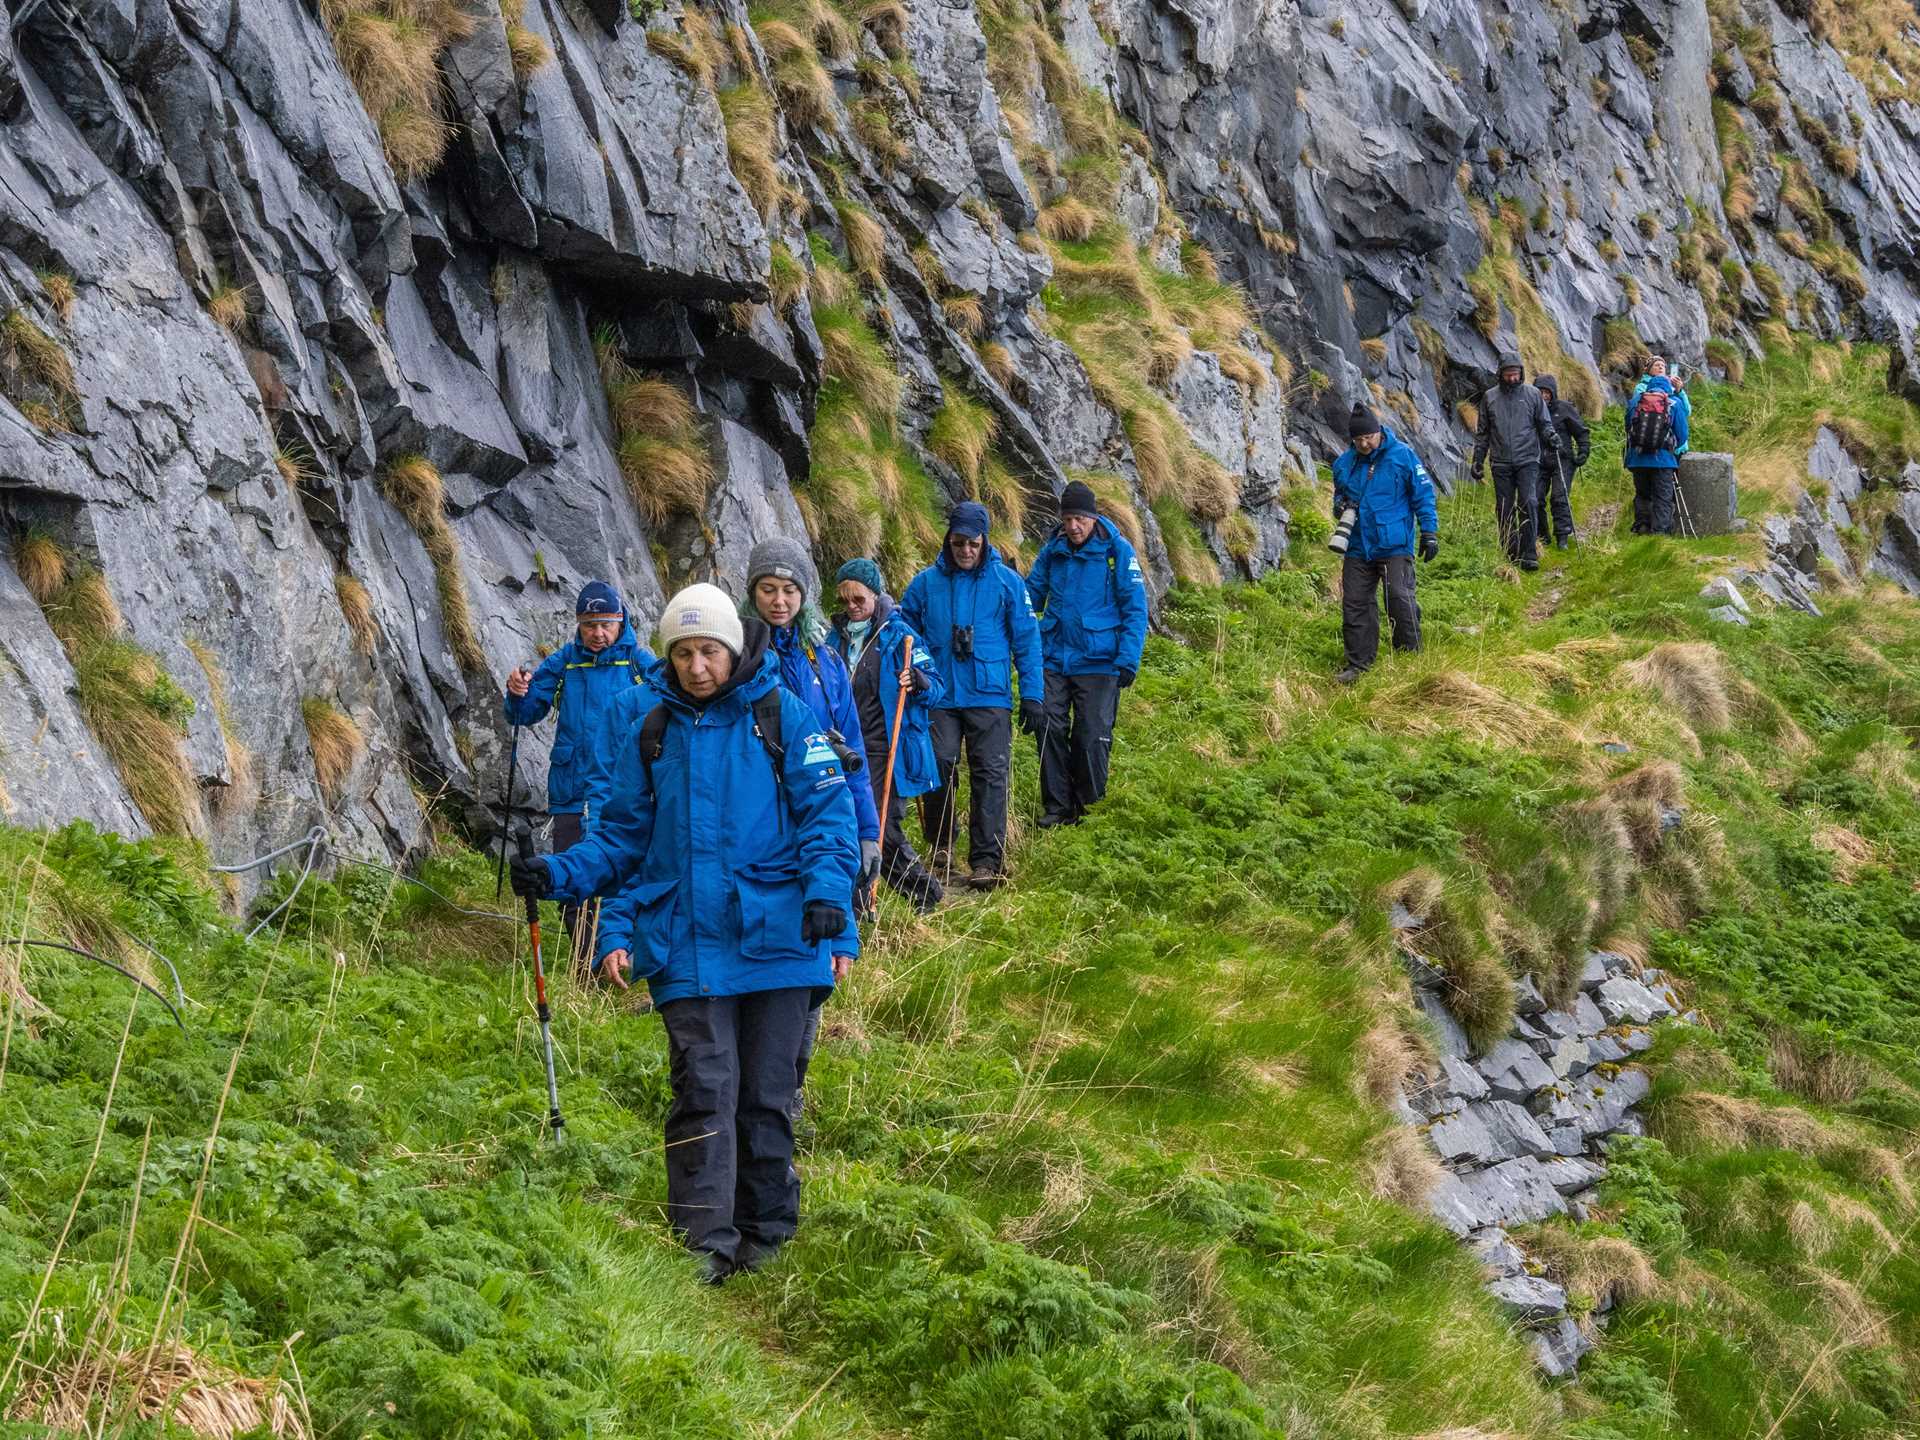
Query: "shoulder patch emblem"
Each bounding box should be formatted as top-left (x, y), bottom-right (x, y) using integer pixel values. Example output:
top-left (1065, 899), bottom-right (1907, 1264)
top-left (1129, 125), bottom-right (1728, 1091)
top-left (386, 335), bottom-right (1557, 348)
top-left (799, 732), bottom-right (839, 766)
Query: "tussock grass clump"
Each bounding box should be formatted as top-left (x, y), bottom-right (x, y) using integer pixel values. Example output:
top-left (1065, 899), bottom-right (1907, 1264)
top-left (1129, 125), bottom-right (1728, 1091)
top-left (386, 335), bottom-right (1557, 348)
top-left (978, 339), bottom-right (1017, 390)
top-left (768, 239), bottom-right (806, 313)
top-left (1524, 1227), bottom-right (1660, 1310)
top-left (2, 307), bottom-right (78, 430)
top-left (303, 697), bottom-right (364, 803)
top-left (206, 282), bottom-right (250, 334)
top-left (14, 1342), bottom-right (309, 1440)
top-left (379, 454), bottom-right (486, 671)
top-left (335, 572), bottom-right (379, 656)
top-left (37, 567), bottom-right (201, 836)
top-left (941, 292), bottom-right (986, 337)
top-left (12, 531), bottom-right (67, 604)
top-left (757, 18), bottom-right (836, 129)
top-left (1368, 1123), bottom-right (1446, 1208)
top-left (717, 83), bottom-right (784, 218)
top-left (1622, 642), bottom-right (1733, 732)
top-left (1037, 198), bottom-right (1101, 242)
top-left (500, 0), bottom-right (551, 80)
top-left (37, 269), bottom-right (76, 323)
top-left (928, 391), bottom-right (999, 488)
top-left (609, 376), bottom-right (713, 528)
top-left (837, 201), bottom-right (888, 287)
top-left (321, 0), bottom-right (473, 181)
top-left (1381, 670), bottom-right (1558, 749)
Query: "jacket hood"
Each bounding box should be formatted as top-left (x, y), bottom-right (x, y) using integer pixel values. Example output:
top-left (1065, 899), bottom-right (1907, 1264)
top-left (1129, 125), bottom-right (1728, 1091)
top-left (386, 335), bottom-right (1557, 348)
top-left (662, 616), bottom-right (776, 713)
top-left (936, 537), bottom-right (1006, 576)
top-left (1534, 373), bottom-right (1558, 398)
top-left (1645, 375), bottom-right (1675, 393)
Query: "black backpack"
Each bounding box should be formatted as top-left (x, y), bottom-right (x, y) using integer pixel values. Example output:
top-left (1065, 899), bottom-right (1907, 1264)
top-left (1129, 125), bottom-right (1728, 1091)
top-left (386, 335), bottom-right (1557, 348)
top-left (1627, 388), bottom-right (1675, 455)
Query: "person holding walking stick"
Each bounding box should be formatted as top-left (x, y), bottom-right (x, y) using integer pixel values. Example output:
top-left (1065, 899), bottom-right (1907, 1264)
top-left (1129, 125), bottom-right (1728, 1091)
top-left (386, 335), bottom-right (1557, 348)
top-left (510, 585), bottom-right (858, 1285)
top-left (502, 581), bottom-right (652, 950)
top-left (829, 558), bottom-right (945, 914)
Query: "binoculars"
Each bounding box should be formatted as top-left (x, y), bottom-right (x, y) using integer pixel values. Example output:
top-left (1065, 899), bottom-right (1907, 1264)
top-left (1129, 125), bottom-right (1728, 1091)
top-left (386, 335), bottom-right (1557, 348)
top-left (1328, 507), bottom-right (1359, 555)
top-left (951, 624), bottom-right (975, 661)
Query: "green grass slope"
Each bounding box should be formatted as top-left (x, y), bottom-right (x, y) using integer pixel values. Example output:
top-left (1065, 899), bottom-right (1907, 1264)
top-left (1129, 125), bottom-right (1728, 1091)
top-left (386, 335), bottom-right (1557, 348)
top-left (3, 339), bottom-right (1920, 1439)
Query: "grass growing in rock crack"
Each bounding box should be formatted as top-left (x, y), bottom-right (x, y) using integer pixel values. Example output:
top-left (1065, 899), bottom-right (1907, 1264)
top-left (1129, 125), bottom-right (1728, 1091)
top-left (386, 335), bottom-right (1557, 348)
top-left (378, 454), bottom-right (486, 673)
top-left (596, 336), bottom-right (715, 530)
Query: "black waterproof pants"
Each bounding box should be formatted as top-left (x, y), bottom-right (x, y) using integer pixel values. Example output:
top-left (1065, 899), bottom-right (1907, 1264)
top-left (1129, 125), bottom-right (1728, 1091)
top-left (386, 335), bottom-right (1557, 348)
top-left (1631, 467), bottom-right (1676, 535)
top-left (1341, 554), bottom-right (1421, 672)
top-left (1038, 672), bottom-right (1121, 821)
top-left (659, 987), bottom-right (813, 1263)
top-left (922, 706), bottom-right (1012, 872)
top-left (1492, 461), bottom-right (1539, 562)
top-left (865, 744), bottom-right (942, 909)
top-left (1538, 457), bottom-right (1575, 543)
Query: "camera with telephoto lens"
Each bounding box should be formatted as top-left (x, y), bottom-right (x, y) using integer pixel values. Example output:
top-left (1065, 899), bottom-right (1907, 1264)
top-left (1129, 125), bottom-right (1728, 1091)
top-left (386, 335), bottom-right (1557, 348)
top-left (1328, 507), bottom-right (1359, 555)
top-left (951, 624), bottom-right (975, 662)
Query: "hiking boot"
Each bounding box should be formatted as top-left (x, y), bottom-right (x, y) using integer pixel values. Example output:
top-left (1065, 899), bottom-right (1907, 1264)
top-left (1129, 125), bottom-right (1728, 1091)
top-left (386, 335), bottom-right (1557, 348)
top-left (733, 1241), bottom-right (781, 1275)
top-left (1334, 665), bottom-right (1365, 685)
top-left (1555, 536), bottom-right (1572, 550)
top-left (697, 1252), bottom-right (733, 1287)
top-left (966, 864), bottom-right (1006, 891)
top-left (1520, 559), bottom-right (1540, 572)
top-left (1037, 810), bottom-right (1076, 829)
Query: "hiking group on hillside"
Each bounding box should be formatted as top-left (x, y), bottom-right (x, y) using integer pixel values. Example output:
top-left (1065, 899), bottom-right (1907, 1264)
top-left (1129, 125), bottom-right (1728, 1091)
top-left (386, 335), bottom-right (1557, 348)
top-left (504, 483), bottom-right (1146, 1284)
top-left (1330, 352), bottom-right (1686, 680)
top-left (499, 349), bottom-right (1686, 1282)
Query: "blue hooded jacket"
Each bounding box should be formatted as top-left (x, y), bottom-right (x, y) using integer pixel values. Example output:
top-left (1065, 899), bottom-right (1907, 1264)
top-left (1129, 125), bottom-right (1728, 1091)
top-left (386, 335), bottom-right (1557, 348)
top-left (540, 643), bottom-right (860, 1005)
top-left (899, 507), bottom-right (1044, 710)
top-left (502, 621), bottom-right (653, 815)
top-left (1330, 427), bottom-right (1441, 562)
top-left (829, 601), bottom-right (944, 800)
top-left (1624, 376), bottom-right (1690, 470)
top-left (1025, 517), bottom-right (1149, 678)
top-left (769, 625), bottom-right (880, 844)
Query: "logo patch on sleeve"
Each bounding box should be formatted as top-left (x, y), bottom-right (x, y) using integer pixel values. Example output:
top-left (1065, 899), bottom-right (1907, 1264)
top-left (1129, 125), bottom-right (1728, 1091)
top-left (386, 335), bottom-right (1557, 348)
top-left (799, 732), bottom-right (839, 766)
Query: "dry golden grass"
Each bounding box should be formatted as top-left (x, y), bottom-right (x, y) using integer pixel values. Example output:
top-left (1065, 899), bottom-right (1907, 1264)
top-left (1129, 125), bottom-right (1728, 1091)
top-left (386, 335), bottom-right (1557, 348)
top-left (37, 270), bottom-right (76, 323)
top-left (1770, 1031), bottom-right (1872, 1104)
top-left (1368, 1124), bottom-right (1446, 1208)
top-left (1379, 670), bottom-right (1559, 749)
top-left (335, 572), bottom-right (379, 656)
top-left (12, 532), bottom-right (67, 604)
top-left (942, 293), bottom-right (986, 337)
top-left (619, 435), bottom-right (713, 526)
top-left (860, 0), bottom-right (907, 54)
top-left (506, 21), bottom-right (551, 80)
top-left (649, 28), bottom-right (711, 82)
top-left (1525, 1227), bottom-right (1660, 1309)
top-left (2, 307), bottom-right (76, 406)
top-left (838, 203), bottom-right (887, 286)
top-left (1146, 329), bottom-right (1193, 385)
top-left (1622, 642), bottom-right (1733, 732)
top-left (323, 1), bottom-right (470, 180)
top-left (1809, 823), bottom-right (1876, 882)
top-left (302, 697), bottom-right (363, 802)
top-left (1037, 197), bottom-right (1101, 242)
top-left (978, 340), bottom-right (1016, 390)
top-left (207, 284), bottom-right (250, 334)
top-left (1214, 345), bottom-right (1268, 392)
top-left (379, 454), bottom-right (485, 671)
top-left (718, 83), bottom-right (782, 218)
top-left (11, 1342), bottom-right (308, 1439)
top-left (1122, 405), bottom-right (1174, 500)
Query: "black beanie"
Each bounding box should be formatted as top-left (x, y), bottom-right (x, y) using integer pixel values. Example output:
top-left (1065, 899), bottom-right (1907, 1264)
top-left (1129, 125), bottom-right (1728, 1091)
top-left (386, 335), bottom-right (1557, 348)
top-left (1348, 403), bottom-right (1381, 439)
top-left (1059, 480), bottom-right (1098, 517)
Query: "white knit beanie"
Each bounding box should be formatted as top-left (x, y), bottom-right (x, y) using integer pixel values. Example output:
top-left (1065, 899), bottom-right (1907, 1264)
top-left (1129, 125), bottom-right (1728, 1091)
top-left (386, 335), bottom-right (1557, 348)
top-left (658, 583), bottom-right (745, 656)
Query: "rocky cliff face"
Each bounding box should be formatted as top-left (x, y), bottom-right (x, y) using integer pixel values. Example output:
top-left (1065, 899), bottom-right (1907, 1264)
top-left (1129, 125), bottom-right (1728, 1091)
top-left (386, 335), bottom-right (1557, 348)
top-left (0, 0), bottom-right (1910, 858)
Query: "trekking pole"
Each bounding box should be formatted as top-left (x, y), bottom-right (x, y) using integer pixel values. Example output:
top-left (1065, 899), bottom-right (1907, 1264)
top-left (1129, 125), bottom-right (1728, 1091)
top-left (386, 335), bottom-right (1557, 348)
top-left (512, 825), bottom-right (566, 1140)
top-left (870, 636), bottom-right (913, 917)
top-left (494, 723), bottom-right (523, 900)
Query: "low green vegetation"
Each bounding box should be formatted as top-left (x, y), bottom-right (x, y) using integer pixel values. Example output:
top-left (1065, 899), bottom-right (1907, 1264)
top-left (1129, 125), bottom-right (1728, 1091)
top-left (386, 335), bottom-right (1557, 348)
top-left (5, 344), bottom-right (1920, 1437)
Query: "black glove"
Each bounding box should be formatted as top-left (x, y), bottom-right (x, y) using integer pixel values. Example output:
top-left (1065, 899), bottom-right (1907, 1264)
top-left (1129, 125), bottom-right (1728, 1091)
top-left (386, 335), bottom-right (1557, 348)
top-left (802, 900), bottom-right (848, 944)
top-left (1118, 667), bottom-right (1136, 689)
top-left (508, 854), bottom-right (550, 899)
top-left (1419, 532), bottom-right (1439, 563)
top-left (1018, 697), bottom-right (1045, 735)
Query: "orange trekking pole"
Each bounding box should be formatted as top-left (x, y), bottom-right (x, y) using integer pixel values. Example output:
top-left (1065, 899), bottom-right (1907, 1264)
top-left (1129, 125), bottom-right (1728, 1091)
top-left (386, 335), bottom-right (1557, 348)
top-left (870, 635), bottom-right (912, 913)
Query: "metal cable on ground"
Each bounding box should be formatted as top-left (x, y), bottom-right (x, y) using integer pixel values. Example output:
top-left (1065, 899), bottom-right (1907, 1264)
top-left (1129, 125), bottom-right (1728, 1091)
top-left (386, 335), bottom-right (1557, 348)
top-left (2, 938), bottom-right (186, 1030)
top-left (333, 854), bottom-right (517, 924)
top-left (226, 827), bottom-right (327, 943)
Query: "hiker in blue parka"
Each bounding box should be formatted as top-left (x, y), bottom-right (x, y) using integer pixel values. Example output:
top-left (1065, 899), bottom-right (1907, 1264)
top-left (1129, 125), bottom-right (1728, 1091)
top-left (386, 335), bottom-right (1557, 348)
top-left (1331, 403), bottom-right (1440, 684)
top-left (1624, 356), bottom-right (1691, 535)
top-left (829, 557), bottom-right (946, 914)
top-left (503, 580), bottom-right (652, 941)
top-left (898, 500), bottom-right (1044, 890)
top-left (1024, 480), bottom-right (1148, 827)
top-left (509, 583), bottom-right (859, 1285)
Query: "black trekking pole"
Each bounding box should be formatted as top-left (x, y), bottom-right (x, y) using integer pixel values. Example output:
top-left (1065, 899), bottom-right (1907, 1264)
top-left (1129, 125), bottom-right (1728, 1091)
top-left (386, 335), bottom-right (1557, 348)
top-left (513, 825), bottom-right (566, 1140)
top-left (494, 723), bottom-right (523, 900)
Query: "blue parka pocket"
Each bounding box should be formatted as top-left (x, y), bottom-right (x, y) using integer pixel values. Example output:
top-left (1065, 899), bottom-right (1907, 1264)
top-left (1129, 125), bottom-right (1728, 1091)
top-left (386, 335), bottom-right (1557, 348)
top-left (734, 859), bottom-right (812, 963)
top-left (621, 875), bottom-right (679, 979)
